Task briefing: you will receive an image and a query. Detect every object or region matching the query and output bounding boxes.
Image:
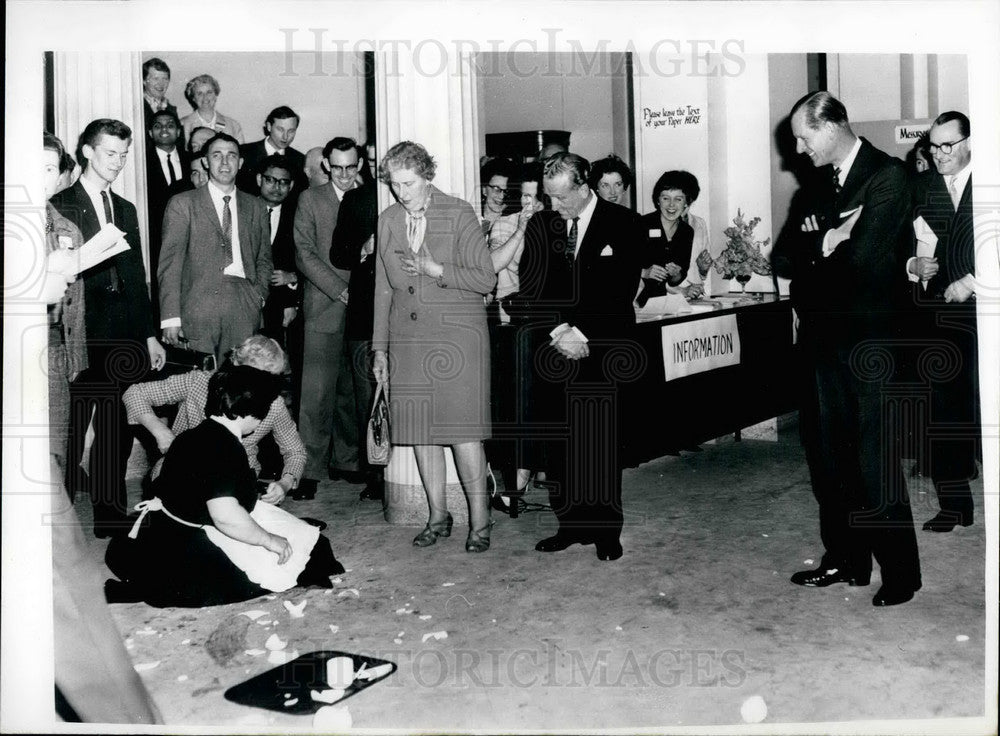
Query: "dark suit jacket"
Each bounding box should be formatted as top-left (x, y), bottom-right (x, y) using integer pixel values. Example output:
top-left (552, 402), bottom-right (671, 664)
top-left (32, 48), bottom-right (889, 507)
top-left (158, 185), bottom-right (272, 327)
top-left (267, 199), bottom-right (301, 310)
top-left (236, 140), bottom-right (308, 197)
top-left (786, 138), bottom-right (912, 348)
top-left (330, 183), bottom-right (378, 341)
top-left (49, 181), bottom-right (156, 359)
top-left (145, 146), bottom-right (193, 274)
top-left (912, 171), bottom-right (974, 301)
top-left (514, 197), bottom-right (642, 345)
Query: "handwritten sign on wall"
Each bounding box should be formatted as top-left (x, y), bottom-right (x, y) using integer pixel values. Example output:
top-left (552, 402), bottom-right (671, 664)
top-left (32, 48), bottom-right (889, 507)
top-left (643, 105), bottom-right (703, 130)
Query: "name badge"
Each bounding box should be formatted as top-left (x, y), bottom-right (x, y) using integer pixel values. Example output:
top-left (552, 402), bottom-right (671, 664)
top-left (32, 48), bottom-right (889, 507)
top-left (648, 228), bottom-right (662, 238)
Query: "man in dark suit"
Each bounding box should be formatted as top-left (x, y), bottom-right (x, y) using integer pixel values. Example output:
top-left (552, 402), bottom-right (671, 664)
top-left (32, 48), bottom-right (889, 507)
top-left (330, 174), bottom-right (382, 500)
top-left (236, 106), bottom-right (307, 197)
top-left (50, 118), bottom-right (167, 537)
top-left (158, 133), bottom-right (271, 362)
top-left (292, 136), bottom-right (360, 497)
top-left (786, 91), bottom-right (921, 606)
top-left (906, 111), bottom-right (978, 532)
top-left (257, 155), bottom-right (304, 401)
top-left (514, 152), bottom-right (642, 561)
top-left (141, 57), bottom-right (179, 139)
top-left (144, 109), bottom-right (192, 320)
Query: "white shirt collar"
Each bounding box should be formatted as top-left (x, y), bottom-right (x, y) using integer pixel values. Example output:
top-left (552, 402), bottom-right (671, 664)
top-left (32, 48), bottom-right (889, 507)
top-left (566, 189), bottom-right (598, 255)
top-left (834, 136), bottom-right (863, 185)
top-left (264, 138), bottom-right (284, 157)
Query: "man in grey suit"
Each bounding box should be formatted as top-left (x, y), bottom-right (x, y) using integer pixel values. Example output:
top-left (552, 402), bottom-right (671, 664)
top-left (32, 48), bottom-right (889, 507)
top-left (292, 136), bottom-right (360, 497)
top-left (158, 133), bottom-right (271, 362)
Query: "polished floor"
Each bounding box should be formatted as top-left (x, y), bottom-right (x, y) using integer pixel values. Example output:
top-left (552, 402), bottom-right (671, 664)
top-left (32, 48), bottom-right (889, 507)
top-left (77, 425), bottom-right (990, 732)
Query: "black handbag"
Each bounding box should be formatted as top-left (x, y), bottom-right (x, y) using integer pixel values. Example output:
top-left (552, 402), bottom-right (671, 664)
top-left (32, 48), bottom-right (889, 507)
top-left (366, 382), bottom-right (391, 466)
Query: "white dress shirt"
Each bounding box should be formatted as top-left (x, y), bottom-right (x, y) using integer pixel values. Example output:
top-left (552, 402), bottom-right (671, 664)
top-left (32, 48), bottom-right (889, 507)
top-left (154, 147), bottom-right (181, 185)
top-left (206, 181), bottom-right (245, 278)
top-left (78, 174), bottom-right (114, 227)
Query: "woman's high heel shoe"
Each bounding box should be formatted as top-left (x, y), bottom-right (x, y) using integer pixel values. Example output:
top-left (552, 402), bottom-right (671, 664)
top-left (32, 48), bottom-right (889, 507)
top-left (413, 513), bottom-right (453, 547)
top-left (465, 521), bottom-right (493, 553)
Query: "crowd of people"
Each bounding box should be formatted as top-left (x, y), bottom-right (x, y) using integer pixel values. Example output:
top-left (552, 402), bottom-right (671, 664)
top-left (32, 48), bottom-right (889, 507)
top-left (41, 56), bottom-right (980, 655)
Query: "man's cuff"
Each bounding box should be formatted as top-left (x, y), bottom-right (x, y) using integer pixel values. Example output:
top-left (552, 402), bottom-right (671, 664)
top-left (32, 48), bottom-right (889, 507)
top-left (905, 257), bottom-right (920, 283)
top-left (161, 317), bottom-right (182, 328)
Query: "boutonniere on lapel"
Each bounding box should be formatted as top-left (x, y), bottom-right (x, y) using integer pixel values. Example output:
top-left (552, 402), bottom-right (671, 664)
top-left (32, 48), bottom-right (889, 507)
top-left (600, 245), bottom-right (614, 256)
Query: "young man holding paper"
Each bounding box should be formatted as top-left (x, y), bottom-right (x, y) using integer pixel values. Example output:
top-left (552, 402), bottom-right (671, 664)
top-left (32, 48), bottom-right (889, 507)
top-left (50, 118), bottom-right (166, 537)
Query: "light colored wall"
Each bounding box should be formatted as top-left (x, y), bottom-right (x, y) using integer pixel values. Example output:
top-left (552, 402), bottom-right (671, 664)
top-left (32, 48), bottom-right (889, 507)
top-left (144, 51), bottom-right (365, 151)
top-left (480, 53), bottom-right (617, 164)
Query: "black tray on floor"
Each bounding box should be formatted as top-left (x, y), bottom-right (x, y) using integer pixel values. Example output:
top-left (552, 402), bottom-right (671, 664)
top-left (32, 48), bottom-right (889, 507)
top-left (224, 650), bottom-right (396, 715)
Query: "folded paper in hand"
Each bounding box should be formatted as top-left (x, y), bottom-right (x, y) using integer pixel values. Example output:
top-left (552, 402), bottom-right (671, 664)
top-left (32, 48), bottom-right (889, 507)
top-left (69, 223), bottom-right (130, 276)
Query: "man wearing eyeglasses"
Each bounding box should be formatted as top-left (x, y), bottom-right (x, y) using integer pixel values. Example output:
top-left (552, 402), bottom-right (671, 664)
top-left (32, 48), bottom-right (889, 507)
top-left (292, 137), bottom-right (361, 498)
top-left (237, 106), bottom-right (307, 196)
top-left (257, 156), bottom-right (303, 370)
top-left (907, 111), bottom-right (978, 533)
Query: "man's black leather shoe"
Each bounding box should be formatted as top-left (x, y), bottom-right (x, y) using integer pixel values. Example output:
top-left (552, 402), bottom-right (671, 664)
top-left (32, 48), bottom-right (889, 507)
top-left (535, 533), bottom-right (582, 553)
top-left (922, 512), bottom-right (972, 533)
top-left (595, 540), bottom-right (623, 561)
top-left (790, 567), bottom-right (870, 587)
top-left (872, 583), bottom-right (920, 607)
top-left (359, 481), bottom-right (384, 501)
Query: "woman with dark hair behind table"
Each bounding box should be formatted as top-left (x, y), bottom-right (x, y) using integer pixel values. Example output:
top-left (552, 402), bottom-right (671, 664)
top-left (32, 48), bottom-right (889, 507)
top-left (636, 170), bottom-right (696, 307)
top-left (105, 365), bottom-right (343, 607)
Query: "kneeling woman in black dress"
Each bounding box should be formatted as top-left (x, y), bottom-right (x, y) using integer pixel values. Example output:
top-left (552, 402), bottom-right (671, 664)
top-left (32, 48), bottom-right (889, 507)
top-left (106, 366), bottom-right (342, 607)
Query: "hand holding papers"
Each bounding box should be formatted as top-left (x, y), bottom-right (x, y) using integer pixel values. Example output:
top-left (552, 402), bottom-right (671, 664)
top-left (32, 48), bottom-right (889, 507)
top-left (910, 215), bottom-right (940, 287)
top-left (69, 223), bottom-right (130, 276)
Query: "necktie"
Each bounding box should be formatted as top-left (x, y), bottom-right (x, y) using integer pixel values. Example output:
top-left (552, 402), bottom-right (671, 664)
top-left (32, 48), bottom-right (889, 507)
top-left (267, 207), bottom-right (276, 240)
top-left (947, 176), bottom-right (959, 209)
top-left (565, 217), bottom-right (579, 265)
top-left (831, 167), bottom-right (842, 196)
top-left (222, 195), bottom-right (233, 251)
top-left (167, 153), bottom-right (177, 185)
top-left (100, 190), bottom-right (122, 290)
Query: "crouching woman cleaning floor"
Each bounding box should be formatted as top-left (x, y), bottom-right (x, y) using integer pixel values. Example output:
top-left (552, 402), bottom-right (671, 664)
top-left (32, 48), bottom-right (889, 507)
top-left (106, 365), bottom-right (343, 607)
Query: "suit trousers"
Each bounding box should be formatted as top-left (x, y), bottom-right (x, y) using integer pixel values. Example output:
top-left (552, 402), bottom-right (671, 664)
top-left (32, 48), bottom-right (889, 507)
top-left (532, 334), bottom-right (625, 543)
top-left (184, 277), bottom-right (262, 363)
top-left (299, 327), bottom-right (358, 479)
top-left (926, 309), bottom-right (978, 518)
top-left (811, 345), bottom-right (921, 588)
top-left (67, 346), bottom-right (145, 532)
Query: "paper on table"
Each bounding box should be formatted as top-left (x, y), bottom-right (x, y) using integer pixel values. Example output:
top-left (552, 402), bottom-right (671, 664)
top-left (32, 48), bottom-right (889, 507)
top-left (636, 294), bottom-right (691, 319)
top-left (71, 223), bottom-right (130, 276)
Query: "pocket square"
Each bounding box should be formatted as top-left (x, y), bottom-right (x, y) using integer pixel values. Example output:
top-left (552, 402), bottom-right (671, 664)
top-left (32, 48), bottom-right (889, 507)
top-left (600, 245), bottom-right (614, 256)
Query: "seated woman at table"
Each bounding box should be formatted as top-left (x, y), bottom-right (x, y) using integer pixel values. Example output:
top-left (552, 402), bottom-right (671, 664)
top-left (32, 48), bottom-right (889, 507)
top-left (105, 366), bottom-right (343, 607)
top-left (636, 170), bottom-right (696, 307)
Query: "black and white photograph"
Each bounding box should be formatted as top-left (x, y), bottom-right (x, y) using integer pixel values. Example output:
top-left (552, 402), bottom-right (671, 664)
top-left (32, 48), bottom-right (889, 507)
top-left (3, 1), bottom-right (998, 733)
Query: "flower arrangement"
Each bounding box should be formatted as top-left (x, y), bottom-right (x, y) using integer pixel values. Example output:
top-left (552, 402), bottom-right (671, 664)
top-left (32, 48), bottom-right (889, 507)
top-left (713, 209), bottom-right (772, 286)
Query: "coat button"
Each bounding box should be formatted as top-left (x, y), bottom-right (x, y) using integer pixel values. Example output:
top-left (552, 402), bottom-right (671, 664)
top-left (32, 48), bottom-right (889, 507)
top-left (408, 286), bottom-right (415, 294)
top-left (66, 297), bottom-right (72, 305)
top-left (410, 312), bottom-right (417, 320)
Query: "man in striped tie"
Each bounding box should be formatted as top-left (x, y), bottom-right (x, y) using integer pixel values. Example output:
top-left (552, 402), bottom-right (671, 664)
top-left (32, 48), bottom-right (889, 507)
top-left (158, 133), bottom-right (271, 363)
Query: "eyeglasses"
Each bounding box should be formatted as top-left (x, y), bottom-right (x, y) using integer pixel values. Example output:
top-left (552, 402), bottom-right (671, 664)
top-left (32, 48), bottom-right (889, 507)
top-left (484, 184), bottom-right (508, 194)
top-left (330, 164), bottom-right (359, 175)
top-left (928, 136), bottom-right (968, 155)
top-left (261, 174), bottom-right (292, 187)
